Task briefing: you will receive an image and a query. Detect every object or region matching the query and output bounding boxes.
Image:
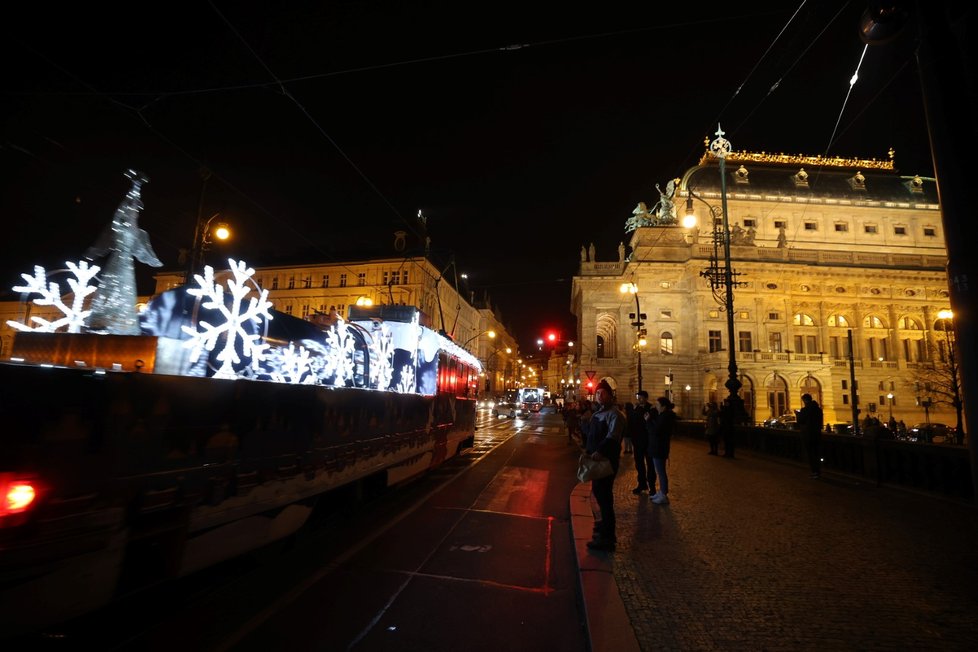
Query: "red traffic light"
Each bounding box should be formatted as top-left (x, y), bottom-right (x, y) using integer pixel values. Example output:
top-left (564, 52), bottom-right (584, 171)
top-left (547, 332), bottom-right (557, 342)
top-left (586, 380), bottom-right (594, 389)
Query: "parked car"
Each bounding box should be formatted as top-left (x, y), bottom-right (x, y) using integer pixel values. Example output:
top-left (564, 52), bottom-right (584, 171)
top-left (762, 414), bottom-right (797, 429)
top-left (492, 402), bottom-right (526, 419)
top-left (908, 422), bottom-right (952, 443)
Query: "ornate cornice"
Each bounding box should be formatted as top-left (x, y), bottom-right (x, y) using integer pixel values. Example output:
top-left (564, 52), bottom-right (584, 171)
top-left (699, 148), bottom-right (895, 171)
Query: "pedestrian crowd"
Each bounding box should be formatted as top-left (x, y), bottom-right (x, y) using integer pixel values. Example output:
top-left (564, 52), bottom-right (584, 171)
top-left (571, 382), bottom-right (780, 555)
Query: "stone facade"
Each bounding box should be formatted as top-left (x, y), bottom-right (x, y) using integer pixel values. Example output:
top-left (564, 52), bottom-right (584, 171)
top-left (572, 151), bottom-right (955, 428)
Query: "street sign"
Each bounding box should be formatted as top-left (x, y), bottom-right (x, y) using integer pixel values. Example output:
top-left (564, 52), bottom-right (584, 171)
top-left (585, 370), bottom-right (596, 380)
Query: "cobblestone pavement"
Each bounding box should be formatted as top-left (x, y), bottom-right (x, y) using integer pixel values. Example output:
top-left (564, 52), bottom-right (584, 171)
top-left (581, 436), bottom-right (978, 651)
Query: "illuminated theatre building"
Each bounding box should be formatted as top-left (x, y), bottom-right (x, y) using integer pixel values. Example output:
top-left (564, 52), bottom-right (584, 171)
top-left (572, 149), bottom-right (953, 427)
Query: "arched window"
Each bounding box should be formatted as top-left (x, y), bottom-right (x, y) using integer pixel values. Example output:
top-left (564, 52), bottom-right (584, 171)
top-left (793, 313), bottom-right (816, 326)
top-left (765, 374), bottom-right (789, 418)
top-left (898, 316), bottom-right (921, 330)
top-left (596, 335), bottom-right (606, 358)
top-left (800, 375), bottom-right (822, 407)
top-left (827, 314), bottom-right (850, 328)
top-left (660, 332), bottom-right (674, 355)
top-left (863, 315), bottom-right (887, 329)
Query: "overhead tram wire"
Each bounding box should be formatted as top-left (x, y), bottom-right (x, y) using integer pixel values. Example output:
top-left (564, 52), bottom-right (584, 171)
top-left (678, 0), bottom-right (811, 171)
top-left (729, 1), bottom-right (852, 136)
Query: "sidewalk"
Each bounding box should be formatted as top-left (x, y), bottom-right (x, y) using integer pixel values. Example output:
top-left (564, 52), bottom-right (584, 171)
top-left (570, 436), bottom-right (978, 652)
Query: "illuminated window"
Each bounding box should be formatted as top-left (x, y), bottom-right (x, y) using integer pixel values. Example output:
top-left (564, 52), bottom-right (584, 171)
top-left (898, 316), bottom-right (921, 330)
top-left (738, 311), bottom-right (749, 320)
top-left (828, 314), bottom-right (850, 328)
top-left (708, 310), bottom-right (719, 319)
top-left (660, 332), bottom-right (674, 355)
top-left (793, 313), bottom-right (816, 326)
top-left (863, 315), bottom-right (886, 329)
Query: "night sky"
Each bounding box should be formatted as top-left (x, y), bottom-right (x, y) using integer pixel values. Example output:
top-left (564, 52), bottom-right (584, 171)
top-left (1, 2), bottom-right (933, 352)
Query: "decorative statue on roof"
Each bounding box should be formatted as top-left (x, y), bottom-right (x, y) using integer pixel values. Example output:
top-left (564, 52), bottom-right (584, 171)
top-left (624, 178), bottom-right (681, 232)
top-left (654, 178), bottom-right (680, 225)
top-left (84, 169), bottom-right (163, 335)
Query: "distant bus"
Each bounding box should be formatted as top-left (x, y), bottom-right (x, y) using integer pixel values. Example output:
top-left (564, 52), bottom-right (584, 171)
top-left (517, 387), bottom-right (546, 412)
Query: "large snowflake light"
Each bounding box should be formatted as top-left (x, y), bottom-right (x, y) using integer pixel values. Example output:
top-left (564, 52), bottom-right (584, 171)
top-left (321, 317), bottom-right (358, 387)
top-left (181, 259), bottom-right (274, 379)
top-left (266, 343), bottom-right (315, 385)
top-left (6, 261), bottom-right (101, 333)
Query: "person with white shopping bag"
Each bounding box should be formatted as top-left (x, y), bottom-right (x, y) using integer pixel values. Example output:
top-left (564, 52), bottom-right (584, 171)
top-left (584, 380), bottom-right (625, 552)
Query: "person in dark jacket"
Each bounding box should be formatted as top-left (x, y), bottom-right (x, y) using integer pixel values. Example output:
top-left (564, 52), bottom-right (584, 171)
top-left (796, 393), bottom-right (824, 478)
top-left (627, 390), bottom-right (656, 494)
top-left (645, 397), bottom-right (676, 504)
top-left (585, 380), bottom-right (625, 551)
top-left (703, 400), bottom-right (721, 455)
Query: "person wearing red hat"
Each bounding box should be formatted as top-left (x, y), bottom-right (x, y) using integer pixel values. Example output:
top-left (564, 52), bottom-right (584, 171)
top-left (585, 379), bottom-right (625, 551)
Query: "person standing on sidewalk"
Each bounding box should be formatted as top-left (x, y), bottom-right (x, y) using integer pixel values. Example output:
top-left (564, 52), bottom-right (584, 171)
top-left (585, 380), bottom-right (625, 552)
top-left (703, 400), bottom-right (721, 455)
top-left (628, 390), bottom-right (656, 494)
top-left (646, 397), bottom-right (676, 504)
top-left (797, 393), bottom-right (824, 478)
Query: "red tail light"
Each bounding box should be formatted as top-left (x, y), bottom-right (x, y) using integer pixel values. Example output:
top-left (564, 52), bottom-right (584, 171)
top-left (1, 473), bottom-right (40, 526)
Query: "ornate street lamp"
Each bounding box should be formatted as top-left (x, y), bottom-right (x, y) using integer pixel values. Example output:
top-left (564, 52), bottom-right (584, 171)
top-left (619, 282), bottom-right (646, 393)
top-left (684, 124), bottom-right (747, 426)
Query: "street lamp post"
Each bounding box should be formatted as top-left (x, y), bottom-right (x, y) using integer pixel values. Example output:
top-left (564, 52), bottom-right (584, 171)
top-left (887, 392), bottom-right (894, 420)
top-left (619, 282), bottom-right (646, 393)
top-left (186, 212), bottom-right (231, 282)
top-left (459, 329), bottom-right (496, 354)
top-left (685, 125), bottom-right (747, 426)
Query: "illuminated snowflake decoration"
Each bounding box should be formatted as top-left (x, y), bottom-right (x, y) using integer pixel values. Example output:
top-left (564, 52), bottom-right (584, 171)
top-left (266, 342), bottom-right (315, 385)
top-left (181, 259), bottom-right (273, 379)
top-left (321, 317), bottom-right (357, 387)
top-left (6, 261), bottom-right (101, 333)
top-left (368, 322), bottom-right (394, 390)
top-left (396, 363), bottom-right (416, 394)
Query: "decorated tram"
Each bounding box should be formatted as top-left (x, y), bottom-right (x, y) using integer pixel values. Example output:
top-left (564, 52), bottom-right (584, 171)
top-left (0, 172), bottom-right (481, 635)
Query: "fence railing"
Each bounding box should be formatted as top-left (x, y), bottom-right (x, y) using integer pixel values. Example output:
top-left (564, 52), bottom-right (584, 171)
top-left (677, 421), bottom-right (973, 503)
